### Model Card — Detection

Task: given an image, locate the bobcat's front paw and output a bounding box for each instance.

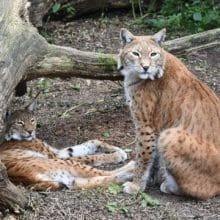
[123,181,141,195]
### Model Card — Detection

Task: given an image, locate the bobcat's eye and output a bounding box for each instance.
[31,118,35,124]
[17,121,24,126]
[150,52,158,57]
[132,51,140,57]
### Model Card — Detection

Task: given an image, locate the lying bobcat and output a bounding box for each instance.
[0,101,134,190]
[118,28,220,199]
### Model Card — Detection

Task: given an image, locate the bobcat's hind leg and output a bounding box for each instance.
[159,169,182,195]
[158,127,220,199]
[5,157,134,191]
[57,140,101,158]
[73,176,116,189]
[58,140,127,165]
[73,161,135,189]
[5,159,75,191]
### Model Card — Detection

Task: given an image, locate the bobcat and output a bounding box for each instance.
[0,101,134,190]
[118,28,220,199]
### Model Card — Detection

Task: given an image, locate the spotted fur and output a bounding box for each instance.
[118,28,220,199]
[0,103,134,190]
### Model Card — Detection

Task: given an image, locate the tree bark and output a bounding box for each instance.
[0,163,26,213]
[29,0,54,27]
[0,0,41,212]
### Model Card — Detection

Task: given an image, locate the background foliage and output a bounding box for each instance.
[133,0,220,34]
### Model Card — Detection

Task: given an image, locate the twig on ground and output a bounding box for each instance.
[60,103,86,118]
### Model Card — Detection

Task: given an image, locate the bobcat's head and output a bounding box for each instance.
[118,28,166,82]
[5,102,37,141]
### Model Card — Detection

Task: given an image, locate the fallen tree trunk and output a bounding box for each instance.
[0,0,219,214]
[26,28,220,81]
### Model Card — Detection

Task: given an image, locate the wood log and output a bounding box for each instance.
[26,28,220,81]
[0,0,40,212]
[29,0,54,27]
[0,163,26,213]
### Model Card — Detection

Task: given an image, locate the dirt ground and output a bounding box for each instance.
[7,12,220,220]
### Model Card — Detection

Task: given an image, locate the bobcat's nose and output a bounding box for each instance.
[143,66,149,72]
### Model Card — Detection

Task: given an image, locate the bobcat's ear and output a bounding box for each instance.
[26,101,36,113]
[120,28,135,46]
[152,28,166,45]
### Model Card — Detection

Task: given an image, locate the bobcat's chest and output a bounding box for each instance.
[124,80,139,108]
[124,86,133,107]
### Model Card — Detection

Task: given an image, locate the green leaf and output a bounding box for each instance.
[120,203,128,214]
[37,79,52,94]
[140,193,160,207]
[193,12,202,21]
[102,131,110,138]
[106,202,117,213]
[52,3,61,14]
[62,3,76,15]
[108,183,122,195]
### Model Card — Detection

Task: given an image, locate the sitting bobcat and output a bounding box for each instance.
[118,28,220,199]
[0,101,134,190]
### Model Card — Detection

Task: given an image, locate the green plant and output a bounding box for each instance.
[139,192,160,207]
[106,201,129,215]
[106,201,117,213]
[51,2,75,17]
[40,30,54,44]
[52,2,61,14]
[98,55,117,71]
[102,131,111,138]
[120,203,129,215]
[134,0,220,34]
[108,183,122,195]
[37,79,52,95]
